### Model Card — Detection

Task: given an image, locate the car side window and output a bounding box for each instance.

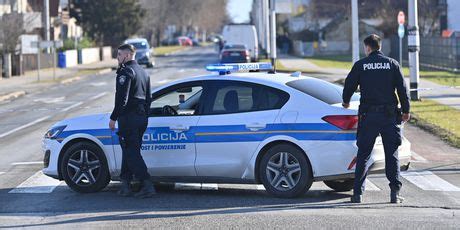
[150,83,203,117]
[202,80,289,115]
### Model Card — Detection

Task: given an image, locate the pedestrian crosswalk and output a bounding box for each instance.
[2,169,460,194]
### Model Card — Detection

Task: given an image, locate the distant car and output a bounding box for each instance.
[42,63,411,198]
[178,36,193,46]
[219,44,250,63]
[222,24,258,61]
[124,38,155,68]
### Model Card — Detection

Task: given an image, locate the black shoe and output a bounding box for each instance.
[390,191,404,203]
[117,179,132,197]
[350,195,362,203]
[134,179,156,198]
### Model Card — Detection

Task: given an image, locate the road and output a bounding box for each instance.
[0,46,459,229]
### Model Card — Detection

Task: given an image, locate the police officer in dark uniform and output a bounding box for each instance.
[342,34,410,204]
[109,44,155,198]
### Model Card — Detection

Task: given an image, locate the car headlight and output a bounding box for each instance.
[44,125,67,139]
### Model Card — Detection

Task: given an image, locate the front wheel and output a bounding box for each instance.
[259,144,313,198]
[323,179,354,192]
[61,141,110,193]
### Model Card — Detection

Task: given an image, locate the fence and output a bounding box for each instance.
[390,35,460,72]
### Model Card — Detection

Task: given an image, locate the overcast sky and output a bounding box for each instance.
[227,0,253,23]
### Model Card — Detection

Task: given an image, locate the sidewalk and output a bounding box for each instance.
[0,59,117,102]
[278,56,460,110]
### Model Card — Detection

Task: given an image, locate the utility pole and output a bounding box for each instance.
[263,0,270,59]
[351,0,359,63]
[44,0,50,53]
[269,0,276,72]
[408,0,420,100]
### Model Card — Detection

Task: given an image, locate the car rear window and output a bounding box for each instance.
[224,44,246,50]
[129,42,148,49]
[286,78,360,105]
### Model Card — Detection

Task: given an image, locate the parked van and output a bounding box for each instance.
[222,24,258,62]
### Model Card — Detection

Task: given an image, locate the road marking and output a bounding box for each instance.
[90,82,107,87]
[89,92,108,101]
[9,171,61,193]
[402,171,460,192]
[365,179,381,191]
[174,183,218,190]
[0,116,50,139]
[411,151,428,163]
[60,102,83,112]
[0,172,4,176]
[33,97,65,104]
[11,161,43,166]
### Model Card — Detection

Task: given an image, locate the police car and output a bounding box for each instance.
[42,63,411,198]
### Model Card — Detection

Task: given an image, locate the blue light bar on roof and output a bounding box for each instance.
[205,62,273,73]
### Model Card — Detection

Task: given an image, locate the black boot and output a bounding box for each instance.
[390,190,404,203]
[117,179,132,197]
[134,179,156,198]
[350,194,362,203]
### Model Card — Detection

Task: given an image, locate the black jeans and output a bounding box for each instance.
[117,112,150,181]
[353,112,402,195]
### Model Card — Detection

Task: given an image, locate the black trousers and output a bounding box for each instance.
[353,112,402,195]
[117,112,150,181]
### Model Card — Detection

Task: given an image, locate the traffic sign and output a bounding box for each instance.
[398,11,405,25]
[398,25,405,38]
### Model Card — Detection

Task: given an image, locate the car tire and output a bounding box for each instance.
[259,144,313,198]
[323,179,354,192]
[61,141,110,193]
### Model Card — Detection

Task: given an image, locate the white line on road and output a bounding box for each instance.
[365,179,381,191]
[9,171,62,193]
[11,161,43,166]
[157,79,171,85]
[89,92,108,101]
[411,151,428,163]
[0,172,4,176]
[0,116,50,139]
[402,171,460,192]
[60,101,83,112]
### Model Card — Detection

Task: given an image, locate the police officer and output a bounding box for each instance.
[109,44,155,198]
[342,34,410,204]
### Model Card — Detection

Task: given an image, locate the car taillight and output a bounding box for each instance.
[241,51,249,56]
[222,51,230,56]
[322,115,359,130]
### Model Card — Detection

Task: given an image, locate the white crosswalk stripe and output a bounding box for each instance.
[7,170,460,194]
[9,171,62,194]
[401,171,460,192]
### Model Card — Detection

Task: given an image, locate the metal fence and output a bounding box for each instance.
[390,36,460,72]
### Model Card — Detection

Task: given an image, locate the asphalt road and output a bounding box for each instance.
[0,46,459,229]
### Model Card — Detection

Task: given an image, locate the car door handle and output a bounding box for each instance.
[246,123,266,131]
[170,125,189,132]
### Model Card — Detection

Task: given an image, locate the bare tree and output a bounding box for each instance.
[0,12,25,54]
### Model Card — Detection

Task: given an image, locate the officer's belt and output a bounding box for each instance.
[363,105,396,113]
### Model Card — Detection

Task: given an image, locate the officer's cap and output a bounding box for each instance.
[118,44,136,54]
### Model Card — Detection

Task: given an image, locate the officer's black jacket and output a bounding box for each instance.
[110,60,151,121]
[342,50,410,113]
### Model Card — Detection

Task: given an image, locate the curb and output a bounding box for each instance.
[0,90,26,102]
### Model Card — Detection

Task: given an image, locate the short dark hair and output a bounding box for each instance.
[118,43,136,54]
[363,34,381,51]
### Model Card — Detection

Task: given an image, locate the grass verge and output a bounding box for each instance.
[299,55,459,86]
[154,46,187,56]
[409,99,460,148]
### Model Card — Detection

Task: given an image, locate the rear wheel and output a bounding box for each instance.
[323,179,354,192]
[259,144,313,198]
[61,142,110,193]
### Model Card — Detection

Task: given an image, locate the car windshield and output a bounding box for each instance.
[128,42,148,50]
[286,78,360,105]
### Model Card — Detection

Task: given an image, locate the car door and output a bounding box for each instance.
[142,81,204,177]
[194,80,290,178]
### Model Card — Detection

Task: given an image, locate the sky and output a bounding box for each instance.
[227,0,253,23]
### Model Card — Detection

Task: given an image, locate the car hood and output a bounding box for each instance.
[51,113,110,131]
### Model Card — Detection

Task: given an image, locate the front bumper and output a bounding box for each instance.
[42,138,62,179]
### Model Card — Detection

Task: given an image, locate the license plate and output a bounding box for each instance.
[230,53,240,56]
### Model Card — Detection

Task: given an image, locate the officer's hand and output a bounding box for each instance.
[342,102,350,108]
[402,113,410,123]
[109,119,116,130]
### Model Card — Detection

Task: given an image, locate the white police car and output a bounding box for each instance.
[42,63,411,198]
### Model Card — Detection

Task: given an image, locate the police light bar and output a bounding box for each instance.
[205,62,273,73]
